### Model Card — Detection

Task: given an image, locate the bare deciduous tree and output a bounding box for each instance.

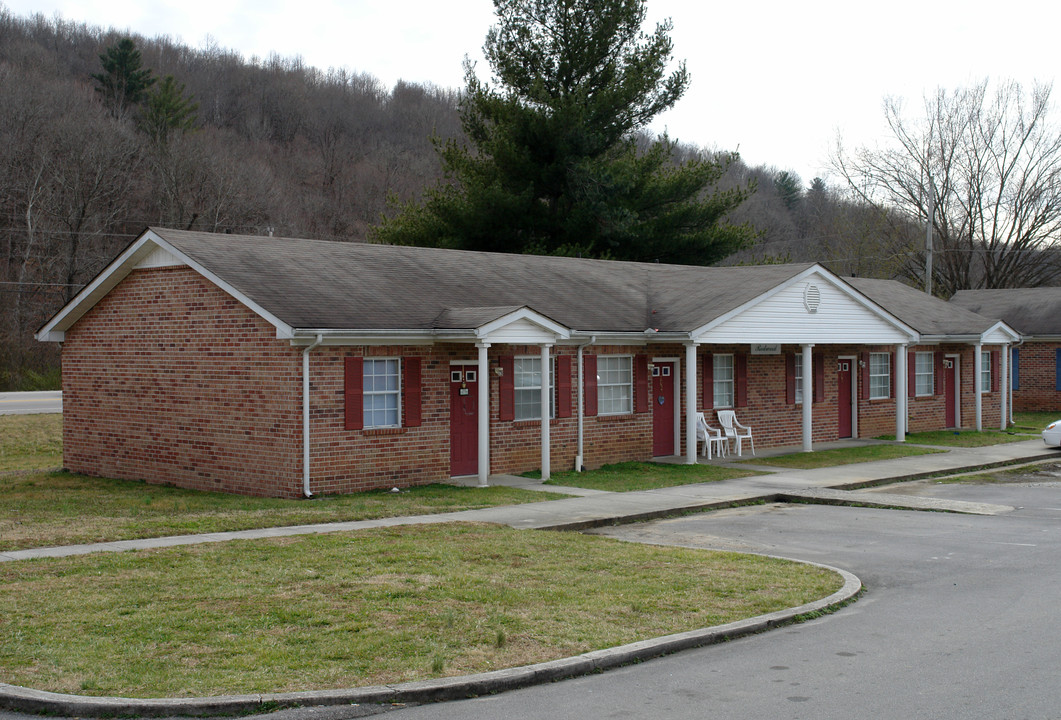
[833,79,1061,296]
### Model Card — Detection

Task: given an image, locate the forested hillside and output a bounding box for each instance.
[0,8,914,389]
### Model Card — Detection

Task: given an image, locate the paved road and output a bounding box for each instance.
[2,467,1060,720]
[368,477,1061,720]
[0,391,61,415]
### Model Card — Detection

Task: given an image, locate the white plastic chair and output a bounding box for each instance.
[696,411,726,459]
[716,409,754,457]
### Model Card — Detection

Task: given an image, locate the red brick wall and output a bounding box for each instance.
[1013,342,1061,412]
[62,267,304,497]
[61,266,1011,498]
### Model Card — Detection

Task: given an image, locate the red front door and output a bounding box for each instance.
[837,359,853,438]
[450,368,478,476]
[944,358,957,428]
[652,362,675,456]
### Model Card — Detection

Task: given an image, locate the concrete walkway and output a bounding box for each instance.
[1,438,1056,717]
[3,439,1053,564]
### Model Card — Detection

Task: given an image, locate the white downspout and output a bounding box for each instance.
[541,343,551,481]
[302,334,323,498]
[575,336,596,472]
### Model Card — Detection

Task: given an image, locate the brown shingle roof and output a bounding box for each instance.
[154,228,818,333]
[845,277,998,337]
[950,288,1061,336]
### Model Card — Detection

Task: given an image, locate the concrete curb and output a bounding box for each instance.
[0,565,861,717]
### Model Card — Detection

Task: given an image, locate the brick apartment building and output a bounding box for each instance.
[951,288,1061,414]
[37,228,1018,498]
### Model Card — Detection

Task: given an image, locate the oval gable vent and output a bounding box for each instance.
[803,283,821,314]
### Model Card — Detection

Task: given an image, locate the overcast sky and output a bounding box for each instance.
[3,0,1057,185]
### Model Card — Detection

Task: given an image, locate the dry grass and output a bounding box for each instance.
[0,414,62,472]
[0,523,842,697]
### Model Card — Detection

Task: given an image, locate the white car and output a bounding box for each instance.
[1043,421,1061,447]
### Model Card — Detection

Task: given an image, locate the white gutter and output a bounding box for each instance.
[575,336,596,471]
[302,333,323,497]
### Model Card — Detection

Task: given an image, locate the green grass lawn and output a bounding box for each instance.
[532,461,761,492]
[875,429,1031,447]
[0,471,562,551]
[742,443,944,470]
[0,414,62,472]
[0,523,842,697]
[1013,411,1059,433]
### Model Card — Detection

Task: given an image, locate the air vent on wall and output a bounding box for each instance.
[803,283,821,313]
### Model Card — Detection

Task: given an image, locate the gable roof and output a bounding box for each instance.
[846,278,1018,342]
[36,227,997,346]
[950,288,1061,337]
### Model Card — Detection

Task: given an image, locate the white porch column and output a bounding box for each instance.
[685,343,698,465]
[1001,343,1009,430]
[540,343,551,481]
[477,342,490,487]
[802,344,813,452]
[895,344,907,443]
[974,342,983,431]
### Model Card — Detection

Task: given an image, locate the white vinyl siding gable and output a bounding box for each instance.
[697,273,912,345]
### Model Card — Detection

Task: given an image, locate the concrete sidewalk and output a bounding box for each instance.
[3,439,1052,563]
[0,438,1056,717]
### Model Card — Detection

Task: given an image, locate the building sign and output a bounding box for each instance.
[751,344,781,355]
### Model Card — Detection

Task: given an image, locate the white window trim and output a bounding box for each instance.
[980,350,992,394]
[597,355,633,416]
[869,352,890,400]
[514,355,555,421]
[363,357,402,429]
[914,351,935,397]
[714,353,735,409]
[794,353,804,405]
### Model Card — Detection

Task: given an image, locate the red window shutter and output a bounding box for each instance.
[860,352,870,400]
[634,354,649,413]
[935,352,945,396]
[889,353,895,398]
[556,355,572,418]
[702,353,714,409]
[499,355,514,421]
[785,354,796,404]
[991,350,1000,392]
[908,351,916,398]
[584,354,598,417]
[344,357,363,431]
[403,357,421,427]
[814,354,825,403]
[735,353,749,407]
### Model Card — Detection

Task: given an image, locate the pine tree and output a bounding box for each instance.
[374,0,755,264]
[140,75,199,145]
[92,38,156,120]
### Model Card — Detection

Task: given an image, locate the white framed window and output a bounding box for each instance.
[794,354,804,404]
[363,358,400,428]
[915,352,935,397]
[869,352,890,400]
[981,350,992,393]
[514,356,555,421]
[713,354,734,408]
[597,355,632,415]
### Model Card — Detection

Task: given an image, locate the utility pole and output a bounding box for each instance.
[925,187,933,295]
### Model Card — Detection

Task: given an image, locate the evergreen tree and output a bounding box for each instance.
[92,38,156,120]
[140,75,199,145]
[374,0,755,264]
[773,171,803,211]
